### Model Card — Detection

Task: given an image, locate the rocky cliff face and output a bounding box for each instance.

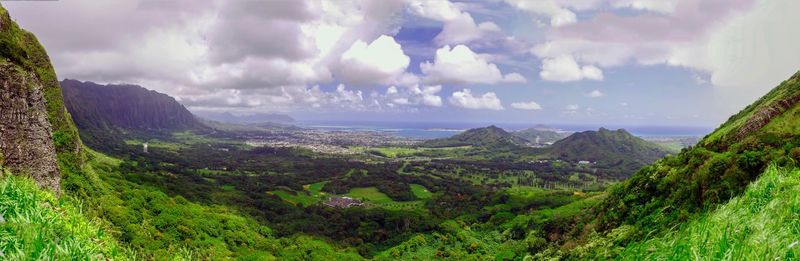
[0,4,82,194]
[0,61,60,192]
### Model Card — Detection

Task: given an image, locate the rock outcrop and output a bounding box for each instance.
[0,4,82,194]
[0,62,60,192]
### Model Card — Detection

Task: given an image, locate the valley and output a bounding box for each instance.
[1,2,797,260]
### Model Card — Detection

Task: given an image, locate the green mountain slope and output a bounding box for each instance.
[617,165,800,260]
[0,166,129,259]
[596,72,800,232]
[61,79,205,132]
[422,125,529,148]
[548,128,669,164]
[541,71,800,259]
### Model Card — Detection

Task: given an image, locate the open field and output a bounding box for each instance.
[345,187,427,211]
[409,184,433,199]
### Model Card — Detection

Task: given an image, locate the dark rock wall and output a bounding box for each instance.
[0,62,60,193]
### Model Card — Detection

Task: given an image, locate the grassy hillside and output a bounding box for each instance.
[0,167,129,259]
[619,165,800,260]
[531,71,800,259]
[595,72,800,233]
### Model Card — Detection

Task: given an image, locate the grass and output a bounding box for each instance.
[273,181,329,207]
[271,184,429,210]
[272,190,319,206]
[345,187,426,211]
[619,165,800,260]
[305,181,327,194]
[409,184,432,199]
[0,168,130,260]
[346,187,395,204]
[352,146,473,159]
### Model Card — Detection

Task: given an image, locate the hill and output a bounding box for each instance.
[422,125,529,148]
[61,79,204,131]
[548,128,669,164]
[512,127,571,146]
[535,71,800,259]
[618,165,800,259]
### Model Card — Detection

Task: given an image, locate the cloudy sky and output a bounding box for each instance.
[5,0,800,127]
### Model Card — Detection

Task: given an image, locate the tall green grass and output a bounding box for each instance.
[619,165,800,260]
[0,168,129,260]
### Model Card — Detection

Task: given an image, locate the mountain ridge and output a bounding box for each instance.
[61,79,205,132]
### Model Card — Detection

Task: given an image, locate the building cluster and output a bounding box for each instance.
[323,196,363,208]
[242,128,417,154]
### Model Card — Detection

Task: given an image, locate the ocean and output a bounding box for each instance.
[295,121,714,139]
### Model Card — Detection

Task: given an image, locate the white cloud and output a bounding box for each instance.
[384,85,443,107]
[566,104,580,110]
[434,12,502,45]
[181,84,378,113]
[511,101,543,110]
[407,0,505,46]
[407,0,461,21]
[505,0,577,27]
[696,0,800,101]
[586,89,604,98]
[5,0,414,113]
[421,45,527,85]
[449,89,504,110]
[610,0,679,14]
[540,55,604,82]
[419,85,444,107]
[503,73,529,83]
[338,35,410,85]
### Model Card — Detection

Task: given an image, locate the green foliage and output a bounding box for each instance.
[0,169,129,259]
[547,128,670,177]
[422,125,529,148]
[554,71,800,259]
[409,184,433,199]
[619,165,800,260]
[61,149,363,260]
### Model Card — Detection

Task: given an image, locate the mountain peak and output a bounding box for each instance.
[548,128,669,177]
[423,125,528,148]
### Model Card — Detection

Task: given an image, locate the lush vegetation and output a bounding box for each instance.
[61,149,370,260]
[0,167,129,260]
[619,165,800,259]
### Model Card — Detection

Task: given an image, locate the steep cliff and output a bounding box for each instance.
[61,79,205,131]
[0,4,82,193]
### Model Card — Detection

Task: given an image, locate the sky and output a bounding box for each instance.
[5,0,800,127]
